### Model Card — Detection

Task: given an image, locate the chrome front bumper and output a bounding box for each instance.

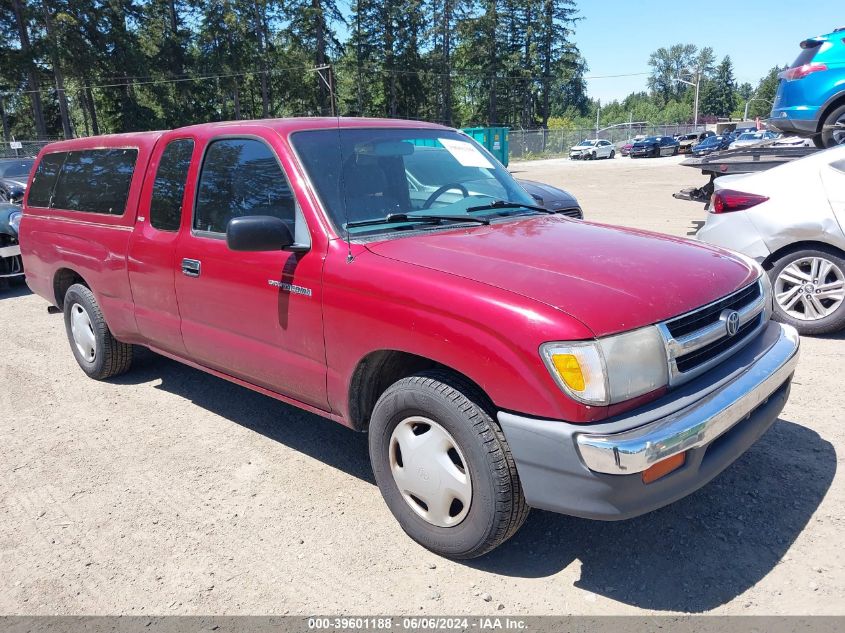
[577,323,799,474]
[497,321,799,519]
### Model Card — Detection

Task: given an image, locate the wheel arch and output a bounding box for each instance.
[761,240,845,270]
[53,268,90,308]
[816,90,845,135]
[347,349,493,432]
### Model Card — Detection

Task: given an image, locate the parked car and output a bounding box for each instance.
[728,130,780,150]
[677,133,701,154]
[0,202,23,284]
[569,138,615,160]
[698,145,845,334]
[770,27,845,148]
[0,158,34,204]
[691,135,733,157]
[20,119,799,558]
[630,135,680,158]
[401,144,583,219]
[516,179,583,219]
[620,136,645,156]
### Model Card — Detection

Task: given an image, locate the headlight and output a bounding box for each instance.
[8,211,22,236]
[540,326,669,406]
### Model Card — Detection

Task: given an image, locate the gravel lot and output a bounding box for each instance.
[2,155,843,616]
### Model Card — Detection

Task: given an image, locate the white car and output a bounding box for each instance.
[569,139,615,160]
[697,145,845,334]
[728,130,779,150]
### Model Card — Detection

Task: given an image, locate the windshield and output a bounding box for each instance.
[0,160,34,178]
[291,128,536,236]
[578,139,597,146]
[641,137,659,143]
[738,133,764,141]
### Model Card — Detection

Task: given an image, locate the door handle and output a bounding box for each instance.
[182,258,201,277]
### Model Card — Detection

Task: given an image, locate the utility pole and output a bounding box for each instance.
[676,70,701,130]
[595,100,600,136]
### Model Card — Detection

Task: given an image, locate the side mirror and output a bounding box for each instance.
[226,216,308,253]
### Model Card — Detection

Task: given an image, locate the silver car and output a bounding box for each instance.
[697,145,845,335]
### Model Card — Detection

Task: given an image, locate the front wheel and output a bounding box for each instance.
[368,371,528,559]
[63,283,133,379]
[770,248,845,335]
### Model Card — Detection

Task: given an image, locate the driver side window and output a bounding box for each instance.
[194,138,296,234]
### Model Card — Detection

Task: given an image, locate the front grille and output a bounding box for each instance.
[555,206,583,219]
[660,280,768,383]
[675,313,763,373]
[666,282,762,339]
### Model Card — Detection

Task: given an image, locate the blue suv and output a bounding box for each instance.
[770,27,845,148]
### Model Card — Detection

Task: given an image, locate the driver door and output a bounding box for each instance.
[173,128,328,410]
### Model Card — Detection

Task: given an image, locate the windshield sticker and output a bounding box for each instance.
[439,138,495,169]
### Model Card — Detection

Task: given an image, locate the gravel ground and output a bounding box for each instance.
[1,155,843,615]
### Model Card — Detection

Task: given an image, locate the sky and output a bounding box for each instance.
[576,0,843,103]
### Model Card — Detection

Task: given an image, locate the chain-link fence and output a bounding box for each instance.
[0,140,54,159]
[509,124,707,161]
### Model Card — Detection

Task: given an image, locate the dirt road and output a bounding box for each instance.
[2,155,842,615]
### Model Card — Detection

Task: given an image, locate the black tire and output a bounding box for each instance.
[368,370,529,559]
[672,146,679,156]
[63,283,133,380]
[768,247,845,336]
[609,149,615,159]
[818,103,845,148]
[590,151,596,160]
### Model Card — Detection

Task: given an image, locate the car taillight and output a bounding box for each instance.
[711,189,769,214]
[780,62,828,81]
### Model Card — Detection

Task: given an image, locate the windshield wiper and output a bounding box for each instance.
[465,200,553,214]
[345,212,491,229]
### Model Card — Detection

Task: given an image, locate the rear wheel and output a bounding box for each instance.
[817,103,845,148]
[769,248,845,335]
[63,283,133,379]
[368,370,529,559]
[609,150,615,159]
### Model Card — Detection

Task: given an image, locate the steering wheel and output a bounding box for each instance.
[422,183,470,209]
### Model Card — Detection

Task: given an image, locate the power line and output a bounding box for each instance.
[1,64,651,99]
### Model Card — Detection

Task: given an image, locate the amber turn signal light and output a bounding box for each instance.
[641,451,686,484]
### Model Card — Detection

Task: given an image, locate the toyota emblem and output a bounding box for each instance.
[720,309,741,337]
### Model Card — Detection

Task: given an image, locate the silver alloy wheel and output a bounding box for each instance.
[70,302,97,362]
[388,416,472,528]
[834,113,845,146]
[775,256,845,321]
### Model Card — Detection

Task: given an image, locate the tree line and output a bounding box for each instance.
[0,0,588,140]
[557,44,783,132]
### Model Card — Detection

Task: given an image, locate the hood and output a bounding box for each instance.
[366,216,757,337]
[517,180,578,209]
[0,177,26,190]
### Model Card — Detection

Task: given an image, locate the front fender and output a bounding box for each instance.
[321,243,603,424]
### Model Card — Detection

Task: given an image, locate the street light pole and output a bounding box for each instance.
[676,71,701,130]
[744,97,773,121]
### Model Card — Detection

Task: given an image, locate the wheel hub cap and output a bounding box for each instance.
[70,303,96,362]
[775,257,845,321]
[388,416,472,528]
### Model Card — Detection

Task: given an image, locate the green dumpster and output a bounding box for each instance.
[461,127,509,166]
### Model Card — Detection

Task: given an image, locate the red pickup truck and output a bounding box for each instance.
[20,118,800,558]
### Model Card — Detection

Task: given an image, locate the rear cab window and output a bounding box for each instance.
[150,139,194,231]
